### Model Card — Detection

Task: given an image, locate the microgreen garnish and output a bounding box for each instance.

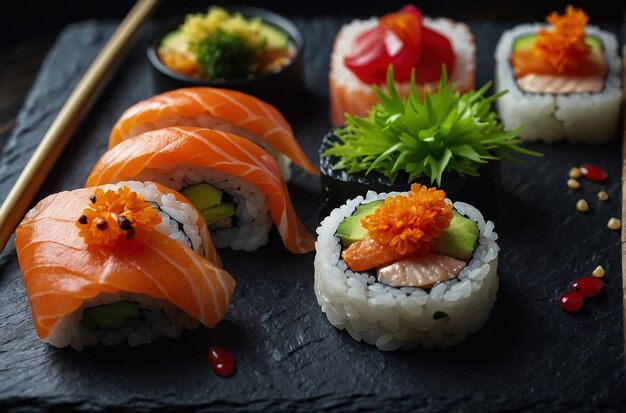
[325,66,540,185]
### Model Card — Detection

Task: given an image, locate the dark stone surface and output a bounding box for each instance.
[0,18,625,412]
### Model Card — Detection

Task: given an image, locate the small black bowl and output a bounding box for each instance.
[319,128,501,218]
[147,6,305,112]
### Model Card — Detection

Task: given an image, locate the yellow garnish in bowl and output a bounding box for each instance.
[76,186,161,245]
[361,184,453,256]
[533,5,590,73]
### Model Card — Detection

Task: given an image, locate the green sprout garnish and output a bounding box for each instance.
[325,66,540,185]
[195,29,261,80]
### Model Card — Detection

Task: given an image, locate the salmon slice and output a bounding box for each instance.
[377,253,465,288]
[14,187,236,343]
[510,49,606,79]
[87,127,316,254]
[108,87,319,175]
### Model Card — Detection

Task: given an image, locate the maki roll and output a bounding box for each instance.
[314,185,498,350]
[321,66,537,215]
[329,4,475,126]
[87,127,315,254]
[495,6,622,142]
[108,87,319,180]
[14,181,235,350]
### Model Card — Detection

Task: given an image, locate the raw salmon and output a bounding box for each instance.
[87,127,316,254]
[14,186,236,344]
[377,253,465,288]
[108,87,319,175]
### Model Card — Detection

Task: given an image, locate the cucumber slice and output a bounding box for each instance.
[202,203,236,225]
[160,30,189,53]
[259,23,288,50]
[83,301,141,329]
[181,184,223,212]
[513,33,603,52]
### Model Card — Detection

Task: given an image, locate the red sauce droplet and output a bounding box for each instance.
[571,277,603,298]
[580,164,607,182]
[559,292,584,312]
[208,347,235,377]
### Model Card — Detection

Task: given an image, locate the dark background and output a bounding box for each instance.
[0,0,622,152]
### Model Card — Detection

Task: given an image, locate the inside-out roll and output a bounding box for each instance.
[314,186,499,351]
[87,126,316,254]
[14,181,235,350]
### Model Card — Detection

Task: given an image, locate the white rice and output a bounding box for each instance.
[494,24,622,143]
[134,166,272,252]
[116,181,204,257]
[123,115,292,180]
[46,292,200,350]
[313,191,499,351]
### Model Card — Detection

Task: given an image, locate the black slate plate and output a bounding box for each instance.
[0,19,625,412]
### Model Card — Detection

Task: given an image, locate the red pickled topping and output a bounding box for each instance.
[208,347,235,377]
[579,164,607,182]
[345,7,422,84]
[571,276,603,298]
[413,26,456,84]
[344,5,455,85]
[559,292,584,312]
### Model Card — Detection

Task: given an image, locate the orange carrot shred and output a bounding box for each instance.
[76,186,161,246]
[532,5,590,73]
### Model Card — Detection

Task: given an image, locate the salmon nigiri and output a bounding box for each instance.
[87,126,316,254]
[108,87,319,178]
[15,183,235,350]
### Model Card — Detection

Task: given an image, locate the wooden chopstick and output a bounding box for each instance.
[0,0,160,252]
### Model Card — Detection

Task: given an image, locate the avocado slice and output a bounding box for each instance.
[259,23,289,50]
[82,301,141,330]
[181,183,223,212]
[513,33,602,52]
[202,202,236,226]
[432,211,479,262]
[335,200,383,247]
[160,30,189,53]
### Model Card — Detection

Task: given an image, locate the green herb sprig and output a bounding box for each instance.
[195,29,261,80]
[325,66,540,185]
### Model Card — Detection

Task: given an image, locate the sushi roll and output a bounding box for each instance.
[14,181,235,350]
[314,185,499,350]
[494,6,622,142]
[108,87,319,180]
[321,66,537,215]
[87,127,315,254]
[329,5,476,126]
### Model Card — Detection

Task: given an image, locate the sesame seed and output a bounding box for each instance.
[592,266,605,278]
[597,191,609,201]
[567,178,580,189]
[89,195,97,204]
[607,217,621,230]
[77,215,88,225]
[569,167,581,179]
[576,199,588,212]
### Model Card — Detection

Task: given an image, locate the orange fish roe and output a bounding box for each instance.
[361,184,453,257]
[76,186,161,245]
[533,5,590,73]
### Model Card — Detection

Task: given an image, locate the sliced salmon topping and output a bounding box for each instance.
[342,237,405,272]
[377,253,465,288]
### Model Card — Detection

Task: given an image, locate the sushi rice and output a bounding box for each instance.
[495,24,622,143]
[314,190,499,351]
[137,167,272,252]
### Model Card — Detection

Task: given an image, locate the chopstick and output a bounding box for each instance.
[0,0,160,252]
